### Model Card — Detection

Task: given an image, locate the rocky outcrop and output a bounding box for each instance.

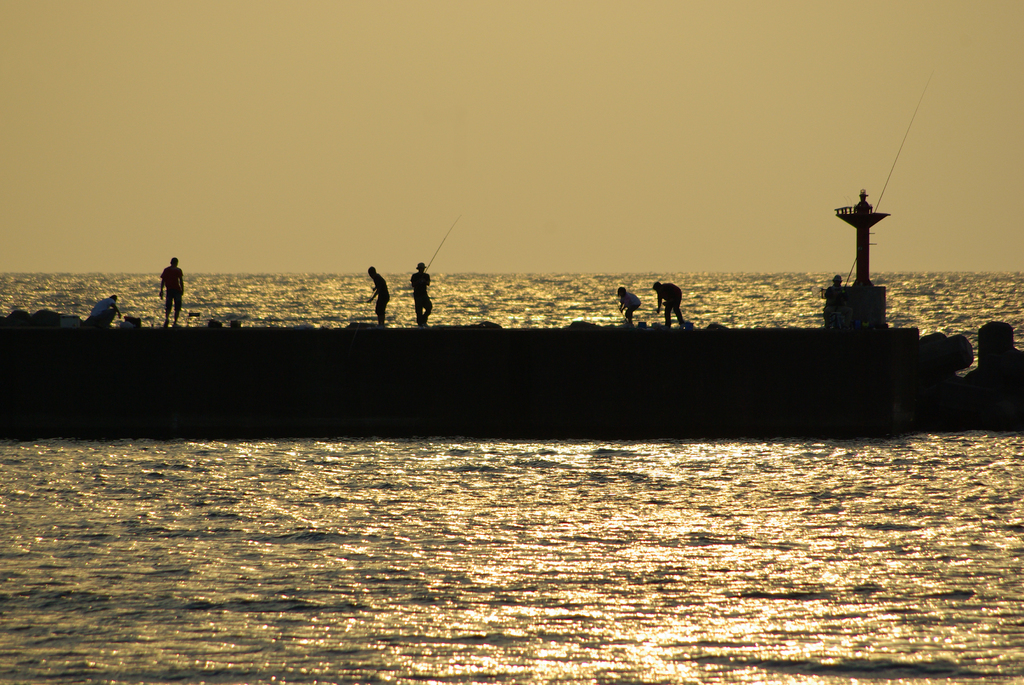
[2,309,81,327]
[1,310,33,327]
[917,322,1024,431]
[30,310,62,327]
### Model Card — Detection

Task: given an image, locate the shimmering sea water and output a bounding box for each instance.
[1,272,1023,684]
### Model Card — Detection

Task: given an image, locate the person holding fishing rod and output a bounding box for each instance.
[822,274,853,329]
[367,266,389,327]
[406,214,461,328]
[410,262,432,327]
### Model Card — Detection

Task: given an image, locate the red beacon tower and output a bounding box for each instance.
[833,189,890,327]
[834,189,889,286]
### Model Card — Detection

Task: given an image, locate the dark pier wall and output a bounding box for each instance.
[1,327,918,440]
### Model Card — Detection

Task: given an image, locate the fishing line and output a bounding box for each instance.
[875,71,933,212]
[426,214,462,271]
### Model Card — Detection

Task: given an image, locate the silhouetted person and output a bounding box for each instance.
[617,287,641,326]
[160,257,184,327]
[367,267,389,327]
[411,262,432,327]
[823,274,853,328]
[84,295,121,328]
[652,281,684,327]
[854,189,872,214]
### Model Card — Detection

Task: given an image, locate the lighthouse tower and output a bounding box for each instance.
[834,190,889,327]
[835,189,889,286]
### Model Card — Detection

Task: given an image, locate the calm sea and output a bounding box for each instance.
[1,272,1023,684]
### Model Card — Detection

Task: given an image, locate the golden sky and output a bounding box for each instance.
[2,1,1021,273]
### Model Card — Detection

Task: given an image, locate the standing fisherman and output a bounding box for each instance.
[367,267,389,327]
[159,257,184,327]
[411,262,432,327]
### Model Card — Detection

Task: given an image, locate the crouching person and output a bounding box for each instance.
[84,295,122,328]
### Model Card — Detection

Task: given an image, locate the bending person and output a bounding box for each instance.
[84,295,122,328]
[652,281,684,328]
[617,287,641,326]
[367,267,389,327]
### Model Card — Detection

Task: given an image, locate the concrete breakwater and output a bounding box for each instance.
[1,326,918,440]
[917,322,1024,431]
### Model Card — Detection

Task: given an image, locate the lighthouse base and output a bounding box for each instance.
[847,286,886,328]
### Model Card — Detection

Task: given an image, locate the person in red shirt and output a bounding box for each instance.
[652,281,684,328]
[159,257,185,327]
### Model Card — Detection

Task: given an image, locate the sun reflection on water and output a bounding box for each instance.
[2,272,1024,681]
[3,272,1021,340]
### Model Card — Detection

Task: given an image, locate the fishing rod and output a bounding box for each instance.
[425,214,462,271]
[875,71,933,212]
